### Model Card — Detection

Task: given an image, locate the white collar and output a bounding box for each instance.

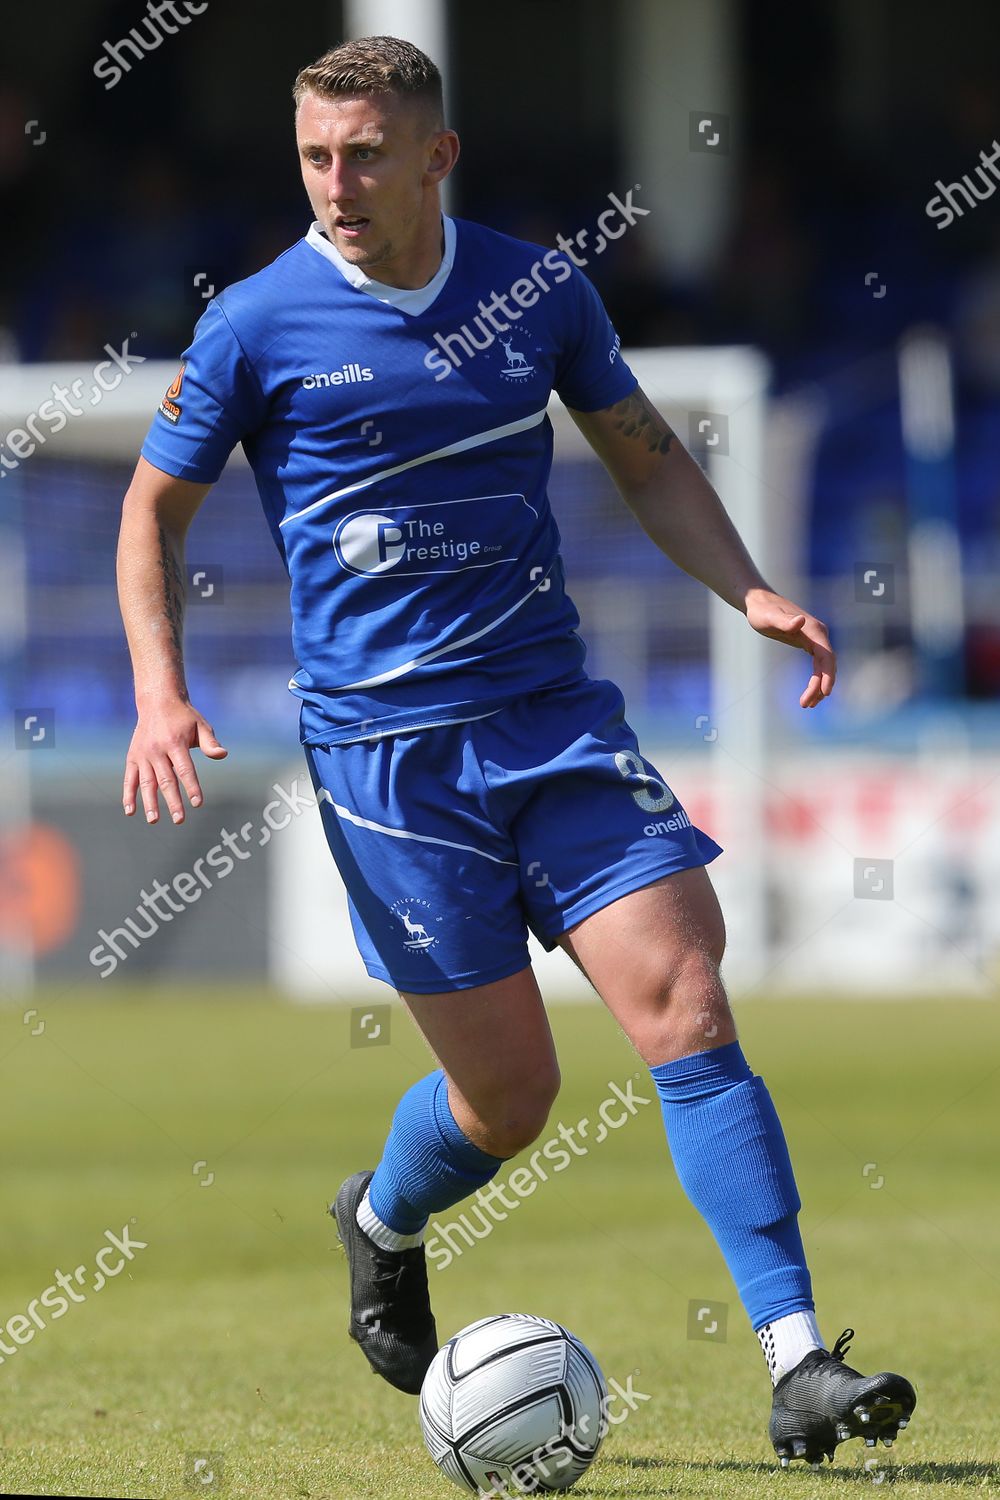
[305,215,456,316]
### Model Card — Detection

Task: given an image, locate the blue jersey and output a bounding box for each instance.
[141,215,637,745]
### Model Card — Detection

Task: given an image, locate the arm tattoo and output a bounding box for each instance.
[609,388,677,455]
[157,524,186,658]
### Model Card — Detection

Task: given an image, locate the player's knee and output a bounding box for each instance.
[629,942,732,1059]
[672,948,729,1028]
[692,898,726,970]
[650,930,726,1006]
[629,882,727,1006]
[473,1063,561,1158]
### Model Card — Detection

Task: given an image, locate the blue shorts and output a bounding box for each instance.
[303,676,722,993]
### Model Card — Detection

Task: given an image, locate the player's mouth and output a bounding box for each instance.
[334,214,371,240]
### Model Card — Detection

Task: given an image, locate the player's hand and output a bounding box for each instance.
[123,700,228,824]
[744,589,836,708]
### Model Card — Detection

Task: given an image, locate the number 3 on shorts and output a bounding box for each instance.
[613,750,675,813]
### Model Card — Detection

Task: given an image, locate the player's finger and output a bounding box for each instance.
[800,626,836,695]
[754,609,806,645]
[196,720,228,759]
[818,651,837,696]
[123,759,140,816]
[802,619,834,653]
[138,761,162,824]
[800,673,823,709]
[170,748,204,810]
[799,643,836,708]
[152,755,187,825]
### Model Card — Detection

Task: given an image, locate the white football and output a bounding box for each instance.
[419,1313,608,1495]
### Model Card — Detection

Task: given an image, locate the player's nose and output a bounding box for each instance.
[326,159,354,203]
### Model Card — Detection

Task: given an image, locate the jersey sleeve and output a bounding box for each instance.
[140,300,266,483]
[552,264,637,413]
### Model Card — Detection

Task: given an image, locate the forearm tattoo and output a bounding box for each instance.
[608,388,677,455]
[157,524,186,657]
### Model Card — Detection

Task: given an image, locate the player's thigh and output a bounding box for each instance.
[559,865,732,1061]
[304,733,532,994]
[304,734,559,1148]
[507,676,723,974]
[401,966,560,1153]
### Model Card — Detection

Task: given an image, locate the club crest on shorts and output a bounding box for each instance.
[390,896,440,952]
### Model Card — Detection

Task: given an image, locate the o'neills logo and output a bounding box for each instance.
[302,364,374,388]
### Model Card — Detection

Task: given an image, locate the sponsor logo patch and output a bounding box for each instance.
[159,363,185,424]
[331,493,526,578]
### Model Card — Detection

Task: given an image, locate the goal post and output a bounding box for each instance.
[547,347,772,995]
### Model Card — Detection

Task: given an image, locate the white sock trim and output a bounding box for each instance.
[757,1310,824,1385]
[355,1186,426,1251]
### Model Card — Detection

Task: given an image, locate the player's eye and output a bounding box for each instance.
[355,148,373,161]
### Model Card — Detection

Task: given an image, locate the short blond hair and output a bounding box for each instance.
[293,35,443,126]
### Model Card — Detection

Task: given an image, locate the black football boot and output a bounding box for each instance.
[769,1328,916,1469]
[331,1170,438,1396]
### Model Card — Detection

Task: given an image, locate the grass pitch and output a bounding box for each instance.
[1,990,998,1499]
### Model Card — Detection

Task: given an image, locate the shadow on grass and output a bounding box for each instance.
[580,1454,1000,1492]
[823,1462,1000,1487]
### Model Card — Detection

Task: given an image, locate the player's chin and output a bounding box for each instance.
[334,230,391,266]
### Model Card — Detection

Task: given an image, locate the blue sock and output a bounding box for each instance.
[650,1040,813,1329]
[367,1071,505,1234]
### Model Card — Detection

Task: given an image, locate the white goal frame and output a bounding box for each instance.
[548,347,772,995]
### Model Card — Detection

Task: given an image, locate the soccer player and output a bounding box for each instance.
[117,35,915,1469]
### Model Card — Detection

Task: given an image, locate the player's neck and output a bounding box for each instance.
[362,214,446,291]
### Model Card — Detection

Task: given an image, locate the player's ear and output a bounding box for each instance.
[424,129,460,186]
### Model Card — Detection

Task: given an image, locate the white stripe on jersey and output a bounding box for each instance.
[330,564,554,691]
[279,408,549,529]
[296,705,505,743]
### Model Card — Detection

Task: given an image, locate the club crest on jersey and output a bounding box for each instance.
[390,897,440,952]
[498,332,536,381]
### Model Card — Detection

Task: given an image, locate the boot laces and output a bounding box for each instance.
[830,1327,855,1362]
[373,1249,418,1291]
[371,1249,431,1334]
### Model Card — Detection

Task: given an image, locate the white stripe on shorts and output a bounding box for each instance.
[315,787,519,866]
